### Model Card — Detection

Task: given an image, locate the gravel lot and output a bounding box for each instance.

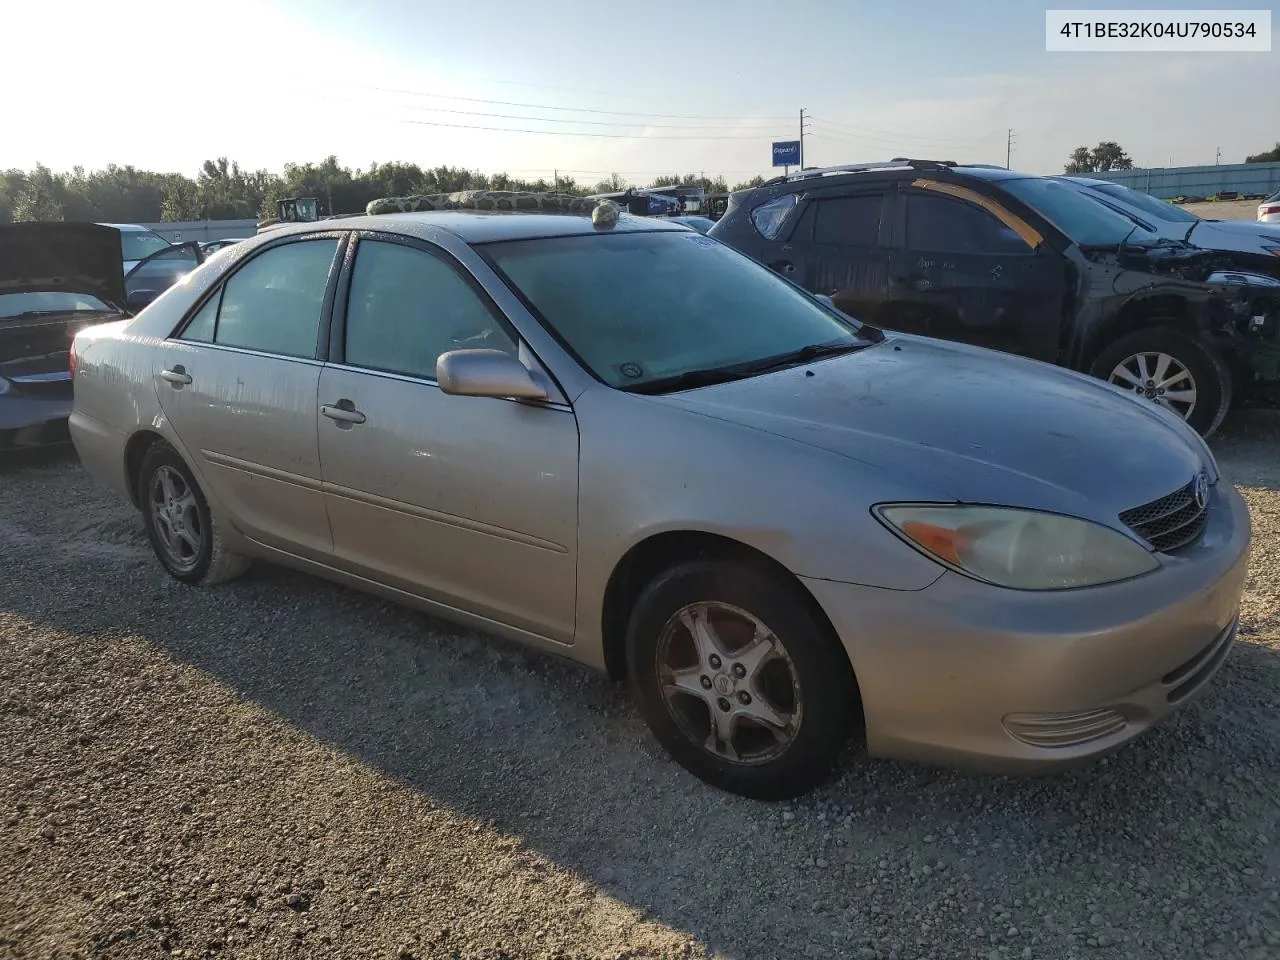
[2,414,1279,960]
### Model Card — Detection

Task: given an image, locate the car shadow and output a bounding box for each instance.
[2,456,1279,958]
[1213,409,1280,492]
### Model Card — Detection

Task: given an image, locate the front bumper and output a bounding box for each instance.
[803,481,1251,772]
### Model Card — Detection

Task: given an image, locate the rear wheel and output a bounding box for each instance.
[626,560,859,800]
[1089,327,1232,437]
[138,441,249,585]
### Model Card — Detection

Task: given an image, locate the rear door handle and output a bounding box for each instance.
[160,366,192,386]
[321,400,366,425]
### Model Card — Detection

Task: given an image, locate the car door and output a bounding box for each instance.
[787,190,894,322]
[316,233,580,642]
[153,234,345,560]
[883,183,1068,361]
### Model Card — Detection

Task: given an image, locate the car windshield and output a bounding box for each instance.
[1089,182,1199,223]
[483,230,864,390]
[0,291,118,320]
[1001,177,1155,247]
[120,230,171,262]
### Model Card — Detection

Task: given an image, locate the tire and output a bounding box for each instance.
[1088,327,1233,437]
[625,559,860,800]
[137,441,250,586]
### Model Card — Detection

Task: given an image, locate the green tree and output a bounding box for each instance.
[11,165,66,221]
[1065,142,1134,173]
[731,175,766,191]
[161,177,203,221]
[1246,143,1280,163]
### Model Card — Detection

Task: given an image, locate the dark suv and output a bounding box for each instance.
[710,160,1280,436]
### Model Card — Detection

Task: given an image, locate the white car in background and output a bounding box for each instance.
[1259,190,1280,224]
[1057,177,1280,257]
[101,222,173,273]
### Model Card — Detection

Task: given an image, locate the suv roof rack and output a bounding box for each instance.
[889,157,958,170]
[758,160,913,188]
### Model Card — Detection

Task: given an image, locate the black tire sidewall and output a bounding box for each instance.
[138,443,215,585]
[1089,328,1231,436]
[626,560,858,800]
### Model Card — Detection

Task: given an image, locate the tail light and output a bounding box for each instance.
[1262,205,1280,217]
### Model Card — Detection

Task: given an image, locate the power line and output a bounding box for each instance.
[808,116,995,146]
[388,115,790,140]
[288,90,790,130]
[319,78,797,122]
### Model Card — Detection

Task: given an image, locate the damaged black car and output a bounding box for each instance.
[0,223,202,451]
[709,160,1280,436]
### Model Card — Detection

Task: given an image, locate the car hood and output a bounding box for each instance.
[1186,218,1280,256]
[649,335,1206,523]
[0,222,126,307]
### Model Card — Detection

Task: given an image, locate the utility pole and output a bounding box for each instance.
[800,108,811,170]
[1006,129,1017,170]
[553,168,558,190]
[1215,147,1221,165]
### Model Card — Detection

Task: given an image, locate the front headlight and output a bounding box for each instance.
[875,504,1159,590]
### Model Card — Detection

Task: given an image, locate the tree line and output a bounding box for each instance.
[1065,140,1280,173]
[0,157,767,224]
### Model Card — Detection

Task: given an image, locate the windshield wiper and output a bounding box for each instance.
[2,309,115,321]
[736,339,872,375]
[623,366,760,395]
[623,339,873,396]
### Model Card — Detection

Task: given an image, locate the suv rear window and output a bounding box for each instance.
[750,195,798,239]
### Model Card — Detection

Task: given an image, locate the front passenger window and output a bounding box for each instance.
[213,238,340,358]
[343,239,515,380]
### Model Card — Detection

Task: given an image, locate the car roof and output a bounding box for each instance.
[1057,176,1116,188]
[98,222,155,232]
[277,210,691,244]
[764,162,1036,192]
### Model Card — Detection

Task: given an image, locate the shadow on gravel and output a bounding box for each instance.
[1213,409,1280,491]
[4,458,1280,959]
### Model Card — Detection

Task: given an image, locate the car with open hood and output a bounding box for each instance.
[709,160,1280,436]
[1056,175,1280,260]
[66,191,1248,799]
[0,222,202,450]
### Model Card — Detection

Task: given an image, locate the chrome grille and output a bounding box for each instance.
[1119,478,1208,553]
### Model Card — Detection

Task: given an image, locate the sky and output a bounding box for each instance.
[2,0,1276,183]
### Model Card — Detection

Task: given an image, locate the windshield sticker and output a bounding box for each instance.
[617,362,646,380]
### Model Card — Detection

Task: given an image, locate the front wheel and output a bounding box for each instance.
[626,560,860,800]
[1088,327,1232,437]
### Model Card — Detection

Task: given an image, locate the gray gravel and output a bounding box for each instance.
[2,412,1279,960]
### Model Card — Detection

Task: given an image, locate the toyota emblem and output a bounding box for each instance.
[1193,472,1209,510]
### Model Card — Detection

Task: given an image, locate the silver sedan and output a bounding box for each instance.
[69,208,1250,798]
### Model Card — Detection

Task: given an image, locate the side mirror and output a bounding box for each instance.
[436,349,548,401]
[127,289,160,313]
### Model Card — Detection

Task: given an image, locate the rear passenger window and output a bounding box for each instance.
[180,292,219,343]
[213,238,339,358]
[811,195,885,247]
[342,239,515,380]
[750,195,798,239]
[906,193,1031,256]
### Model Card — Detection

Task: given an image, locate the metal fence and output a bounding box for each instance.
[1085,162,1280,200]
[138,219,258,244]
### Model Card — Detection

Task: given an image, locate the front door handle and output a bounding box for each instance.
[772,260,796,275]
[160,366,192,386]
[321,400,366,425]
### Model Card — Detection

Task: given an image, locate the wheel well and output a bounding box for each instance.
[600,531,844,683]
[1083,295,1196,369]
[123,430,166,509]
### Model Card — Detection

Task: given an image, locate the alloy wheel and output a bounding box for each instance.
[1108,351,1198,421]
[148,465,204,573]
[654,601,802,764]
